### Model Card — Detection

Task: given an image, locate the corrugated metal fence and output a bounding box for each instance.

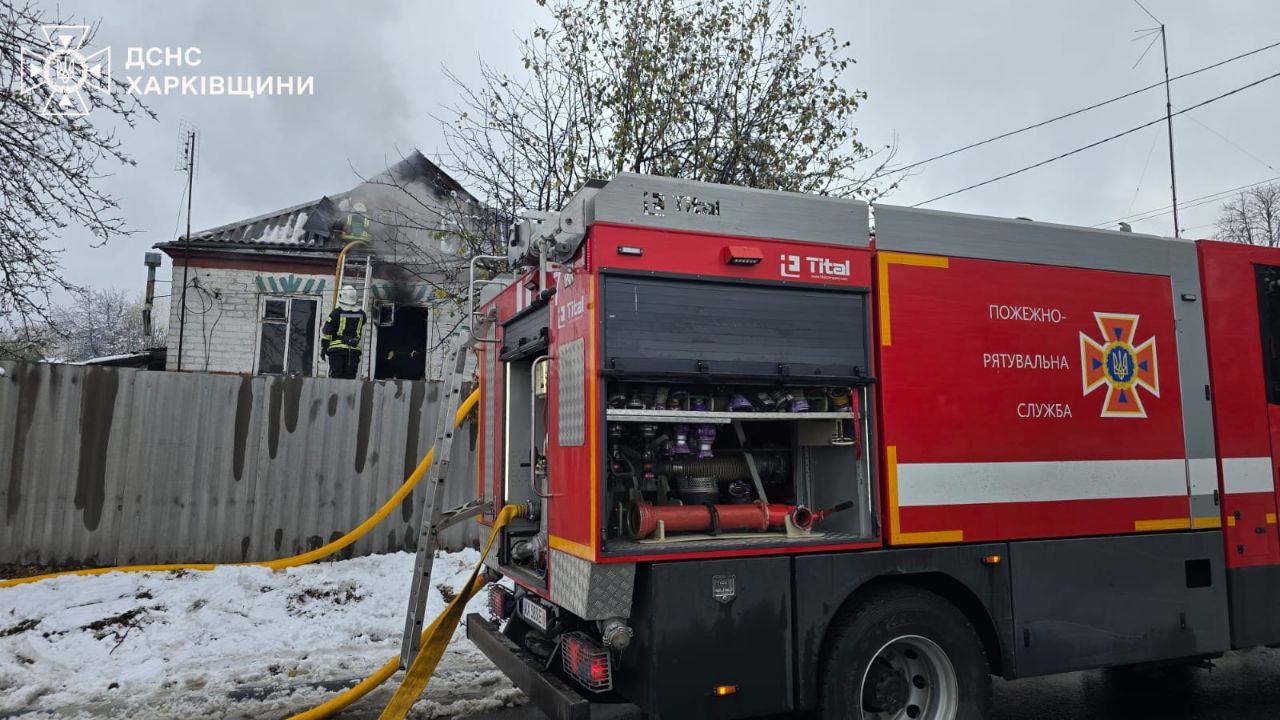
[0,361,479,566]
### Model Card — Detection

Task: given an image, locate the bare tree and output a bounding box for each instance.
[46,287,163,362]
[0,1,154,332]
[372,0,890,348]
[1216,183,1280,247]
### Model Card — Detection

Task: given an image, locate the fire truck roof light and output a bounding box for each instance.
[617,245,644,256]
[722,245,763,266]
[713,685,738,696]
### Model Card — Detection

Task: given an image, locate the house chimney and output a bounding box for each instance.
[143,251,162,337]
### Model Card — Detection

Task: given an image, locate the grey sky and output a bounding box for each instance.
[44,0,1280,304]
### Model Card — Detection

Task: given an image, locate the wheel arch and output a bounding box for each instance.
[820,571,1009,679]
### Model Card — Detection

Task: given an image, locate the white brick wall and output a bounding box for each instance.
[166,264,456,379]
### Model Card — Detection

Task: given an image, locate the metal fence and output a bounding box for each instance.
[0,361,479,567]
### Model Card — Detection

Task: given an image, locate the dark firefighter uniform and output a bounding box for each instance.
[321,307,366,379]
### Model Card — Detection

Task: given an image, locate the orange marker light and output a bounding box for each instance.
[981,555,1003,565]
[713,685,738,697]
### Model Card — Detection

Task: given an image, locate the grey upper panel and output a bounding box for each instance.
[589,173,870,247]
[874,204,1194,276]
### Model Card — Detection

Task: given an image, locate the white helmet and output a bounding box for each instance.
[352,202,368,214]
[338,285,359,308]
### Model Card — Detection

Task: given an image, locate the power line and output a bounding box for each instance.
[913,68,1280,208]
[1091,174,1280,228]
[1102,176,1280,226]
[875,39,1280,179]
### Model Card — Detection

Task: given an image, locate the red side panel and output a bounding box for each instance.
[1198,240,1280,568]
[546,248,599,560]
[877,251,1190,545]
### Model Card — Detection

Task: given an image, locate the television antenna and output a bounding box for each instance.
[174,121,199,371]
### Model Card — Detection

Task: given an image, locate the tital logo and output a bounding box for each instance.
[20,25,111,117]
[780,253,852,281]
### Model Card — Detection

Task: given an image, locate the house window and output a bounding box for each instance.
[258,297,316,375]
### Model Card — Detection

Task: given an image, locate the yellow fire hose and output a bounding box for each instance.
[0,389,479,588]
[1,385,514,718]
[289,503,526,720]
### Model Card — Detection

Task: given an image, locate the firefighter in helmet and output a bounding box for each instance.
[341,201,372,242]
[321,285,366,379]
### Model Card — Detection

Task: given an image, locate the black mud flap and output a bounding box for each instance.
[465,613,642,720]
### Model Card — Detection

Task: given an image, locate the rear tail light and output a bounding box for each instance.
[488,584,515,621]
[561,631,612,693]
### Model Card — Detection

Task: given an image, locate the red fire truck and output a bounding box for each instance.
[463,173,1280,720]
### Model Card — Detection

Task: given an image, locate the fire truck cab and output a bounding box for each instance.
[464,174,1280,720]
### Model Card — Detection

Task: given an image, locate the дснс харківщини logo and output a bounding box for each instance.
[20,25,111,118]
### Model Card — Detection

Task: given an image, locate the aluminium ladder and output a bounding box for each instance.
[336,253,374,311]
[399,310,496,667]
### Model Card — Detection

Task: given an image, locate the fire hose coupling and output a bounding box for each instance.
[598,617,634,651]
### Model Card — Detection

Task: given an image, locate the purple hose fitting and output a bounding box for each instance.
[696,424,716,458]
[672,424,693,455]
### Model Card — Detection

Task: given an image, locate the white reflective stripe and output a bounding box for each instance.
[1222,457,1274,494]
[897,459,1189,507]
[1188,457,1218,496]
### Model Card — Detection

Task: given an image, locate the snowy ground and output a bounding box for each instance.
[0,551,527,719]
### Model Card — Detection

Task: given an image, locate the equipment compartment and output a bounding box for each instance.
[601,273,870,380]
[601,381,877,555]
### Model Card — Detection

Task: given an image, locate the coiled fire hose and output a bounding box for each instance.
[0,388,478,587]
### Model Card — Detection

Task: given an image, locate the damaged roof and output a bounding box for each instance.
[156,151,473,253]
[176,196,341,248]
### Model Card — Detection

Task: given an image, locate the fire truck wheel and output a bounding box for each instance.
[819,586,991,720]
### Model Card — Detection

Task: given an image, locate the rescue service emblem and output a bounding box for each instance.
[1079,312,1159,418]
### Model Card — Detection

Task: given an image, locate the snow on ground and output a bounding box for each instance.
[0,551,526,719]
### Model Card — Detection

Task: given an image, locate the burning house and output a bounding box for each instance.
[155,151,485,380]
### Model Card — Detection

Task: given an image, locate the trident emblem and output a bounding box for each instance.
[1080,312,1159,418]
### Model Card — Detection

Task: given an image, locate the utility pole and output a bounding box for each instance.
[175,124,198,371]
[1136,1,1180,237]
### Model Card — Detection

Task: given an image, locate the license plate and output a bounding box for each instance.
[521,596,549,631]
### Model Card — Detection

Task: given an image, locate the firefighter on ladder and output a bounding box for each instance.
[321,285,366,379]
[342,202,371,242]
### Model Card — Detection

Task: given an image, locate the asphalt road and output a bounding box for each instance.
[990,647,1280,720]
[429,646,1280,720]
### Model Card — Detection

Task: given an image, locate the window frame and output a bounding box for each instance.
[254,295,320,376]
[1255,265,1280,405]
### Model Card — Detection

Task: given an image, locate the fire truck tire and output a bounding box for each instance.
[819,585,992,720]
